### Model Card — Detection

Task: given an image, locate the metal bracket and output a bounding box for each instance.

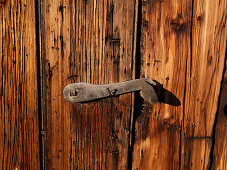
[63,78,158,104]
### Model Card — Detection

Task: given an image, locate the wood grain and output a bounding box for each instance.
[0,0,225,169]
[0,0,40,169]
[182,0,226,169]
[131,0,226,169]
[40,0,138,169]
[132,0,192,169]
[211,70,227,170]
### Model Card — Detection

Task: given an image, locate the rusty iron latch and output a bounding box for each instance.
[63,78,158,104]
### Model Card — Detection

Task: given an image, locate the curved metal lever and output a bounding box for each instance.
[63,78,158,104]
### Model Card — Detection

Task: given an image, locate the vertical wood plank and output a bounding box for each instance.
[182,0,226,169]
[132,0,226,169]
[211,70,226,170]
[0,1,40,169]
[132,0,192,169]
[40,0,138,169]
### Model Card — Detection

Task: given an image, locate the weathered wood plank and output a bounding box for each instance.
[211,70,226,170]
[182,0,226,169]
[0,1,40,169]
[132,0,192,169]
[132,0,226,169]
[41,0,138,169]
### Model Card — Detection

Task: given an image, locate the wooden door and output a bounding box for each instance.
[1,0,226,169]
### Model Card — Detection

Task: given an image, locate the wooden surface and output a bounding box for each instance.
[132,0,191,169]
[182,0,226,169]
[0,0,40,169]
[1,0,226,169]
[211,70,227,170]
[132,0,226,169]
[40,0,138,169]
